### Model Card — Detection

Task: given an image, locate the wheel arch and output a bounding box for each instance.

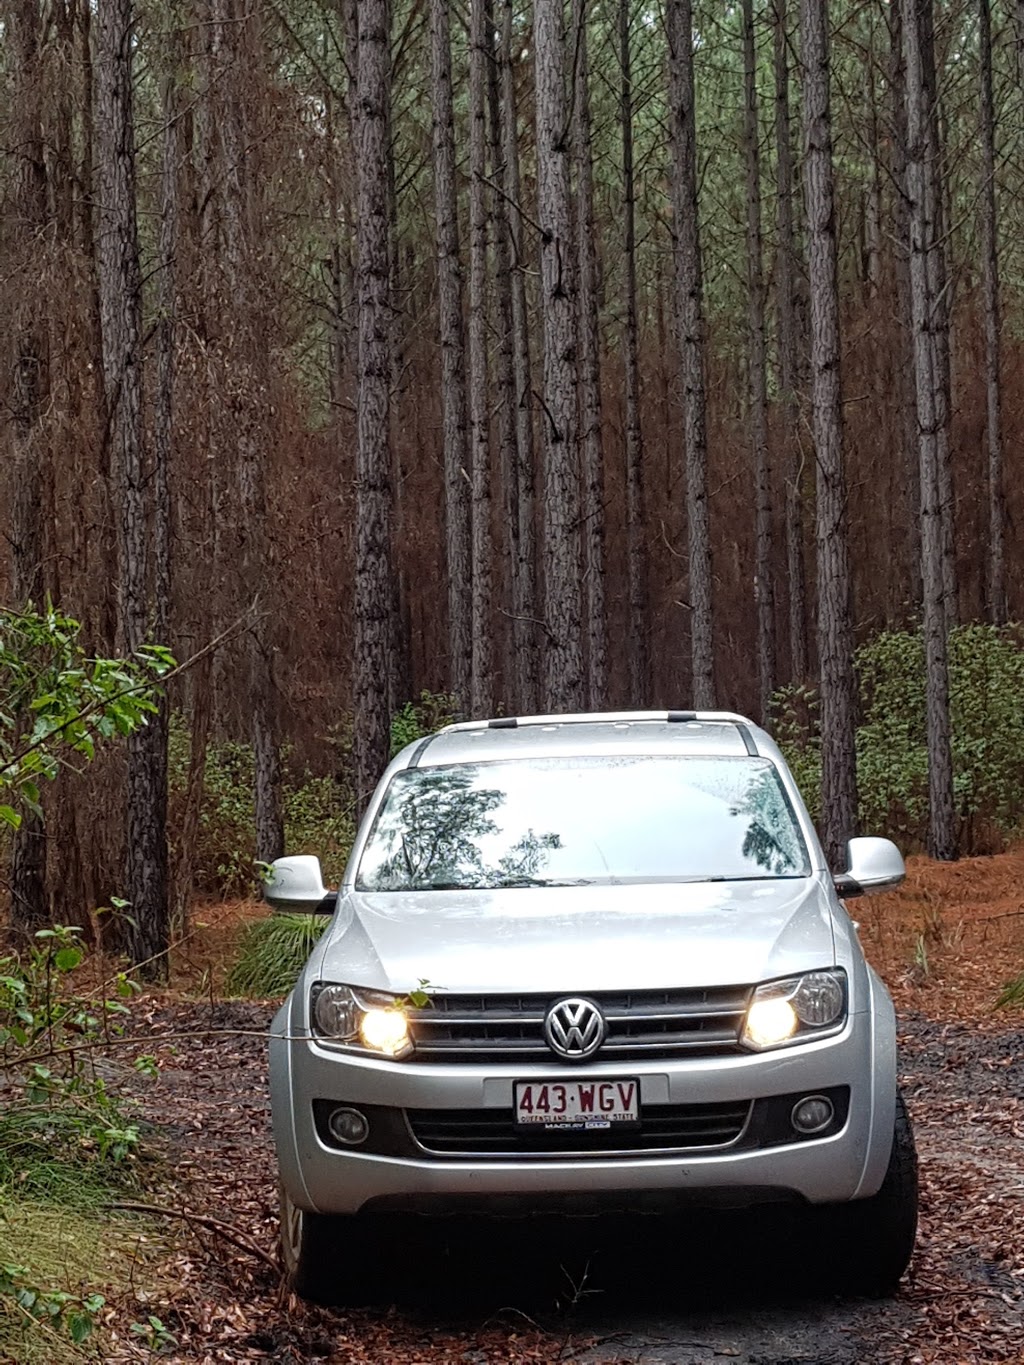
[852,964,900,1199]
[269,992,317,1211]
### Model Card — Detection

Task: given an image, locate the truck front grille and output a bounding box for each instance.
[406,1100,751,1156]
[407,987,751,1063]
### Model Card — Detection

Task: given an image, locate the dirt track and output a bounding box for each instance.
[128,994,1024,1365]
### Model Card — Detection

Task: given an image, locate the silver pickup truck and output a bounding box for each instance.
[267,711,916,1303]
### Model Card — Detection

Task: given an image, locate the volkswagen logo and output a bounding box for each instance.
[543,997,606,1060]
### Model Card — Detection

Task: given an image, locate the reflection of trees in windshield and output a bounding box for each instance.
[730,769,804,874]
[358,768,560,890]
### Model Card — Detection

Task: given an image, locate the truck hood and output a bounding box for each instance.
[314,878,837,994]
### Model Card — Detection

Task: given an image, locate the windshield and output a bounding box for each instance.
[355,755,811,891]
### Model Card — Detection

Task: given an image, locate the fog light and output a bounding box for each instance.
[327,1106,369,1145]
[791,1095,834,1135]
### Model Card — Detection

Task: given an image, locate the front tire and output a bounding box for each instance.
[831,1091,918,1297]
[279,1182,348,1304]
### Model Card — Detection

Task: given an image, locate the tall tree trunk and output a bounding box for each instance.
[862,7,883,297]
[573,0,607,709]
[217,0,283,863]
[979,0,1005,625]
[429,0,472,707]
[903,0,956,860]
[95,0,169,972]
[667,0,714,708]
[385,11,407,718]
[801,0,858,869]
[173,0,217,927]
[772,0,808,687]
[534,0,583,711]
[155,64,176,660]
[142,58,176,937]
[743,0,775,724]
[919,2,956,627]
[886,0,922,610]
[500,0,538,714]
[486,0,520,713]
[324,82,355,415]
[621,0,649,708]
[353,0,396,804]
[8,0,50,930]
[468,0,494,716]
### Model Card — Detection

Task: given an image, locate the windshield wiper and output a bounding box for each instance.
[409,876,598,891]
[492,876,597,888]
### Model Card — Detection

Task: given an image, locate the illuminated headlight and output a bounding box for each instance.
[741,971,846,1051]
[311,983,414,1059]
[359,1008,411,1056]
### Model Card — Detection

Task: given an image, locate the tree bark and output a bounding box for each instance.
[862,7,883,297]
[486,0,520,714]
[8,0,51,931]
[429,0,472,707]
[216,0,283,864]
[621,0,650,708]
[886,0,922,610]
[918,2,956,627]
[534,0,583,712]
[902,0,956,860]
[95,0,170,972]
[772,0,808,687]
[468,0,494,717]
[353,0,396,805]
[800,0,858,869]
[139,58,177,941]
[979,0,1005,625]
[500,0,538,715]
[743,0,775,724]
[573,0,607,710]
[667,0,714,708]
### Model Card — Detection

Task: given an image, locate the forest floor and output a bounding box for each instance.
[103,852,1024,1365]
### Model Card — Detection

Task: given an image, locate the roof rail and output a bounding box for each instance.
[442,710,757,734]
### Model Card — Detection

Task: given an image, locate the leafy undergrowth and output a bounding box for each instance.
[0,929,172,1363]
[0,1198,166,1365]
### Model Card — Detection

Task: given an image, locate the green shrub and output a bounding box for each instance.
[855,630,930,839]
[0,928,143,1193]
[768,685,821,821]
[168,720,353,895]
[771,624,1024,854]
[170,691,460,898]
[390,690,461,757]
[283,775,355,887]
[224,913,325,997]
[168,719,257,894]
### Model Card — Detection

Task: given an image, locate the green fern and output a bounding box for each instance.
[995,973,1024,1010]
[225,915,325,998]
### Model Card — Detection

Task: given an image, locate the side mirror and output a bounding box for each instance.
[834,837,905,899]
[263,855,336,914]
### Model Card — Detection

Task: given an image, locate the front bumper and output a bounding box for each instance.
[270,987,896,1217]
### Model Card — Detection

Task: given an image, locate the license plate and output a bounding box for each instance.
[514,1078,640,1130]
